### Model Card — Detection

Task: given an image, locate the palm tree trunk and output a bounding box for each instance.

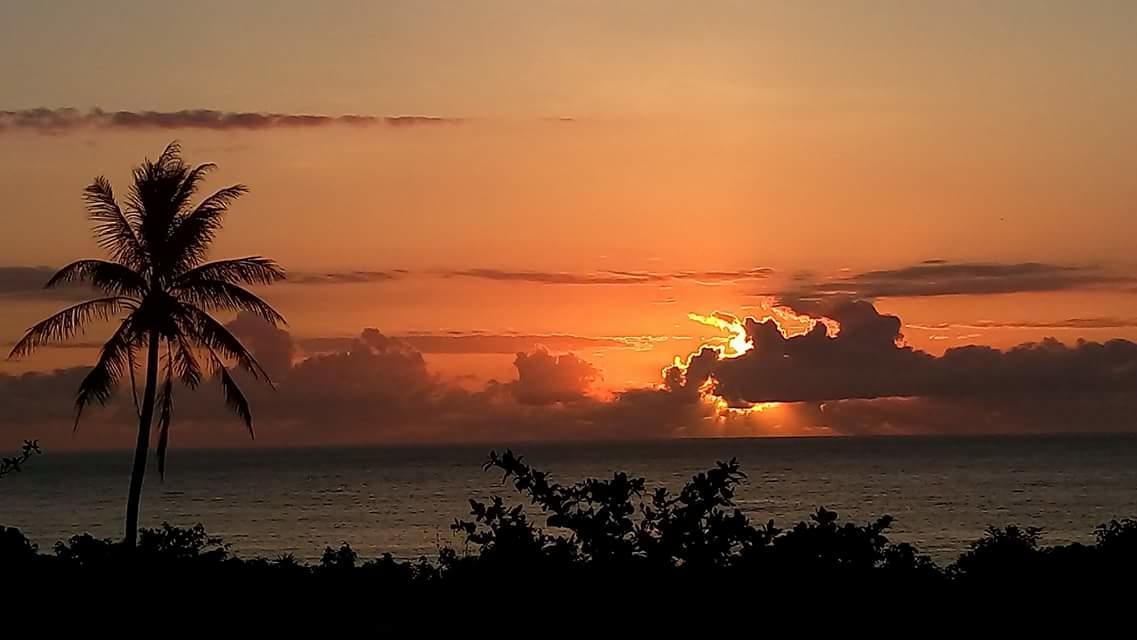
[123,329,160,548]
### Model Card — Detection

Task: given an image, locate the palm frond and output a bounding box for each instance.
[164,184,249,274]
[156,344,176,479]
[83,177,145,269]
[173,256,285,287]
[175,303,272,382]
[171,162,217,218]
[74,318,140,428]
[130,142,192,260]
[46,260,147,297]
[8,297,135,359]
[157,141,182,168]
[172,335,203,388]
[211,352,254,438]
[174,279,286,326]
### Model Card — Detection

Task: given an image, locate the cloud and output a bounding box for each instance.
[6,265,404,302]
[3,265,410,303]
[7,302,1137,448]
[0,340,103,351]
[907,317,1137,331]
[0,266,55,295]
[0,108,462,134]
[211,329,675,443]
[667,300,1137,406]
[382,116,459,127]
[785,261,1135,301]
[500,349,600,405]
[447,267,772,285]
[0,320,715,447]
[300,332,665,355]
[0,266,91,300]
[0,368,93,426]
[271,329,440,436]
[286,270,408,285]
[3,264,770,301]
[806,393,1137,436]
[225,312,295,380]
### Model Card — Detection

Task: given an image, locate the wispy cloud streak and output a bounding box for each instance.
[0,108,462,134]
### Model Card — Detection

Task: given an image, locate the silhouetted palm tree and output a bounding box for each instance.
[8,142,285,547]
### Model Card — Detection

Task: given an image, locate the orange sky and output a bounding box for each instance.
[2,1,1136,447]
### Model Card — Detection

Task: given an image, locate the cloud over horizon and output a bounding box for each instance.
[5,302,1137,449]
[669,300,1137,404]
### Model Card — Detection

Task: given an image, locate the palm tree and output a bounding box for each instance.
[8,142,285,548]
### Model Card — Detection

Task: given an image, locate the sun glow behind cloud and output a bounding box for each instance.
[675,303,848,433]
[687,300,841,358]
[687,312,753,357]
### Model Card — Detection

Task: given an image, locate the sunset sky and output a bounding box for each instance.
[2,1,1136,448]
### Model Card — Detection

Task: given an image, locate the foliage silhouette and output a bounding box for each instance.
[0,440,40,478]
[320,542,359,570]
[0,526,38,565]
[950,524,1043,581]
[7,143,285,547]
[1095,518,1137,563]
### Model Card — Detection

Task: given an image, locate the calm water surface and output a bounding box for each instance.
[3,435,1136,562]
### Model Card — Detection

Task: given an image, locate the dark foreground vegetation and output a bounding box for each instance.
[4,451,1135,628]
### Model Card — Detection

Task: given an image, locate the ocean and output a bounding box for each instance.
[3,434,1136,563]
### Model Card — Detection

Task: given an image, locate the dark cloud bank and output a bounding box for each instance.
[4,300,1137,448]
[666,300,1137,435]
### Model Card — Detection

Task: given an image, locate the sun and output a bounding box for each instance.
[687,312,752,357]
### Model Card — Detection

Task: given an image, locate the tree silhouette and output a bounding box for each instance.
[7,142,285,547]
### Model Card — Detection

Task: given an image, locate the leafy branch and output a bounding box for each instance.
[0,440,42,478]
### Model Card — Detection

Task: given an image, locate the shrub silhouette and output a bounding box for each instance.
[0,526,38,565]
[320,542,359,570]
[1096,518,1137,556]
[138,522,229,563]
[449,450,929,581]
[951,525,1043,581]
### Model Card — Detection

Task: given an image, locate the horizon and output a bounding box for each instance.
[26,428,1137,456]
[3,1,1136,451]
